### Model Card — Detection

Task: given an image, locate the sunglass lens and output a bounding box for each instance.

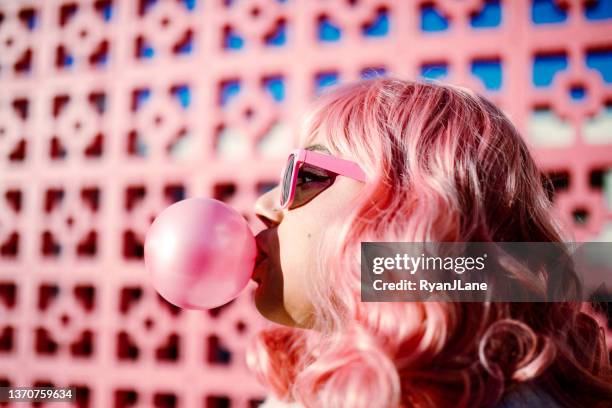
[290,163,337,209]
[280,154,295,207]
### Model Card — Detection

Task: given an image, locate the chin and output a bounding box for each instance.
[254,290,298,327]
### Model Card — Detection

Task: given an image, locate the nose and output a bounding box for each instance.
[254,185,283,228]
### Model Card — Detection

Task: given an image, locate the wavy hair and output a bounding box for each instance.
[246,78,612,407]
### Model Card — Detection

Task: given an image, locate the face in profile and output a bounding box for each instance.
[252,135,365,328]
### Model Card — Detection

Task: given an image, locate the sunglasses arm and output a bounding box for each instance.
[303,150,367,183]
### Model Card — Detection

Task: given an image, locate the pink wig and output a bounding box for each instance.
[246,78,612,407]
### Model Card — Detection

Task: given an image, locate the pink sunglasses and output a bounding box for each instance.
[279,148,367,210]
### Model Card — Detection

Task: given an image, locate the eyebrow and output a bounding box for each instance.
[305,144,331,154]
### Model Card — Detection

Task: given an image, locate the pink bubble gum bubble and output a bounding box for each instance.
[144,198,256,310]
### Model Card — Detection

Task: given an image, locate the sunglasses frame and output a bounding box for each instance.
[279,148,367,210]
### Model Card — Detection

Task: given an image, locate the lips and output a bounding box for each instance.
[254,245,267,268]
[252,235,269,284]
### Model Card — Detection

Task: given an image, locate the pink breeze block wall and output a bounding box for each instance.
[0,0,611,407]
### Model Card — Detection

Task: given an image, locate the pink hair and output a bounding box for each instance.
[246,78,612,407]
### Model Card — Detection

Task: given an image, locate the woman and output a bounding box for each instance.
[247,78,612,407]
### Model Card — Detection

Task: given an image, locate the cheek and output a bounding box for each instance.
[277,217,316,287]
[277,188,348,288]
[276,215,324,317]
